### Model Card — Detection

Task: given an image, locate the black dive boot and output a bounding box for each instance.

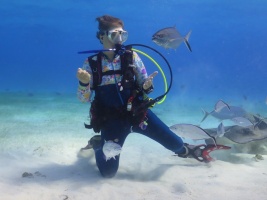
[81,135,102,150]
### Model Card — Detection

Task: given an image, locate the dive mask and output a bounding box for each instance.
[107,28,128,44]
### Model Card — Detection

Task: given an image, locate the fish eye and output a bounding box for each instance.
[158,34,164,38]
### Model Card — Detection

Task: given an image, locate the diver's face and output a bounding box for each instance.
[101,26,128,48]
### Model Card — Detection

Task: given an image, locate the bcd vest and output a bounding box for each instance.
[88,46,135,90]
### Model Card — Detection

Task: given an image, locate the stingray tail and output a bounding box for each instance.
[201,108,210,123]
[184,30,192,52]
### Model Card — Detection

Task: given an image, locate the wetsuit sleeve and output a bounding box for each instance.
[132,52,148,88]
[77,59,93,103]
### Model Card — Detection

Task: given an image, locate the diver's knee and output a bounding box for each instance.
[99,168,118,178]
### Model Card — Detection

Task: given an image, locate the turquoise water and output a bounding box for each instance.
[1,0,267,152]
[0,0,267,153]
[1,0,266,100]
[1,2,267,195]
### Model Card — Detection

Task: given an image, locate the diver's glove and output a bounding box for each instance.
[177,143,231,163]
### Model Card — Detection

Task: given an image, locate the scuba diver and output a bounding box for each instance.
[76,15,217,178]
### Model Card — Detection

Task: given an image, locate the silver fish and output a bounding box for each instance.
[170,123,216,144]
[102,140,122,161]
[201,100,247,122]
[152,27,192,51]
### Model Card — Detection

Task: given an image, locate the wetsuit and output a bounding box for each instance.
[77,52,185,178]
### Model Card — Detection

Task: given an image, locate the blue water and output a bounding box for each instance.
[1,2,267,198]
[1,0,266,103]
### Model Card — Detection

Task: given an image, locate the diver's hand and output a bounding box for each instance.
[77,68,91,84]
[143,71,158,90]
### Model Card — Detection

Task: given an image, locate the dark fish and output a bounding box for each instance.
[152,27,192,51]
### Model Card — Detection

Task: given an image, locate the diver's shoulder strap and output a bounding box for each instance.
[88,53,102,90]
[120,46,133,72]
[120,46,135,89]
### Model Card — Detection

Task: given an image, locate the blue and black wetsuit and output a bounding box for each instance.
[92,84,185,178]
[77,52,186,178]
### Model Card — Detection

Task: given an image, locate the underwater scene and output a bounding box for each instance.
[1,0,267,199]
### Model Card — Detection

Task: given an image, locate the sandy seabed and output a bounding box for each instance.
[0,92,267,200]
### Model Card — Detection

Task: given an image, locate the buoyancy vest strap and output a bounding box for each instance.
[88,53,102,90]
[120,47,134,89]
[102,70,123,76]
[120,46,133,73]
[88,47,134,90]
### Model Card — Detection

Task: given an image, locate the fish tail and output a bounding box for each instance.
[185,30,192,41]
[200,108,209,123]
[184,30,192,52]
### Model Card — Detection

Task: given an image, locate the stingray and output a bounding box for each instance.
[204,115,267,144]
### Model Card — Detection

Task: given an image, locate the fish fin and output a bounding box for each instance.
[184,30,192,52]
[215,99,230,112]
[184,30,192,41]
[224,101,231,110]
[184,40,192,52]
[200,108,209,123]
[217,122,226,137]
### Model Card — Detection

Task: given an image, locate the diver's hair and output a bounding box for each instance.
[95,15,124,40]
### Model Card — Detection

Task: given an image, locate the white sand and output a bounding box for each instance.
[1,93,267,200]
